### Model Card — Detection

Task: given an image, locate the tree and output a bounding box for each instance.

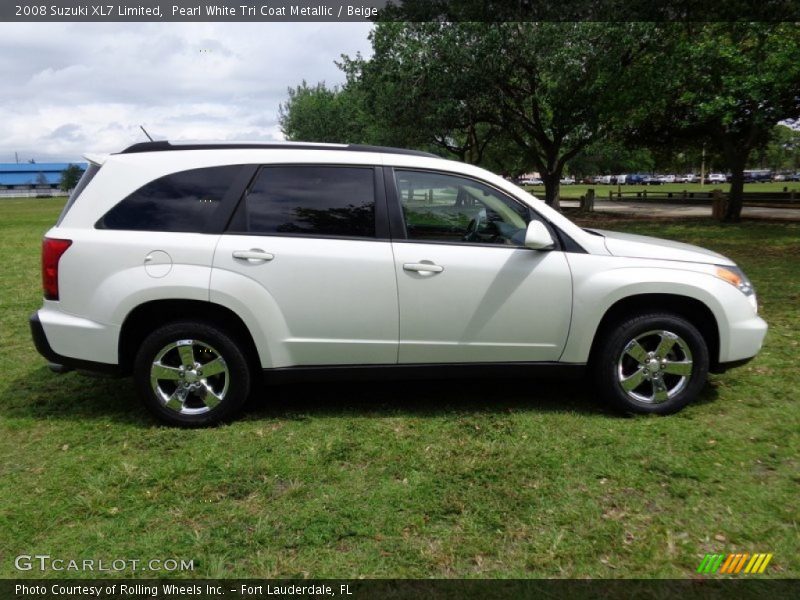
[345,23,504,164]
[345,23,661,208]
[59,164,83,192]
[279,80,369,143]
[641,23,800,221]
[486,23,665,208]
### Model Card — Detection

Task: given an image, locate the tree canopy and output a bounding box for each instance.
[279,22,800,219]
[345,22,663,207]
[628,23,800,220]
[279,80,368,144]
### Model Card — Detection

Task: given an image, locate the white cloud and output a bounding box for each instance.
[0,23,373,162]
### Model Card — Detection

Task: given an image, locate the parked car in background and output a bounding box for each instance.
[787,173,800,182]
[707,173,727,184]
[614,174,628,185]
[677,174,697,183]
[30,140,767,425]
[625,173,646,185]
[641,175,661,185]
[657,174,676,184]
[560,176,575,185]
[743,169,772,183]
[519,176,543,186]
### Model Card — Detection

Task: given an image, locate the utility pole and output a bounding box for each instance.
[14,152,19,164]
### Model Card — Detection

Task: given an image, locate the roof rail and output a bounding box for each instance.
[118,141,440,159]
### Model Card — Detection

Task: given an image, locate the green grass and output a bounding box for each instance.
[1,198,798,579]
[524,181,800,200]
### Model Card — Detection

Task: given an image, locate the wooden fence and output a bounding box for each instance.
[605,188,800,208]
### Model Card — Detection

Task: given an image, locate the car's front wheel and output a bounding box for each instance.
[134,321,251,426]
[594,313,709,415]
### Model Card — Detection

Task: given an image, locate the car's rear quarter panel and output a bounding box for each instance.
[44,227,217,363]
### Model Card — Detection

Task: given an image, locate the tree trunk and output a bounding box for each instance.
[724,157,747,222]
[719,130,755,223]
[541,170,562,210]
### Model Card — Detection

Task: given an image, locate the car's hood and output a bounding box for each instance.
[587,229,735,266]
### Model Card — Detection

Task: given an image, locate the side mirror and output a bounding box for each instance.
[524,220,555,250]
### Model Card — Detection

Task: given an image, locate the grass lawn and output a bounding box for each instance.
[1,198,798,579]
[523,181,800,200]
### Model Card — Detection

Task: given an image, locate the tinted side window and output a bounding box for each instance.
[395,170,531,246]
[98,165,240,232]
[232,166,375,238]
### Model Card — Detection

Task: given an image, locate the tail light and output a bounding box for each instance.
[42,237,72,300]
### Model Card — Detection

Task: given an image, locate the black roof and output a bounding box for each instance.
[118,141,440,159]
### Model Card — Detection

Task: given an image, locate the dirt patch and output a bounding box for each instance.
[562,209,703,227]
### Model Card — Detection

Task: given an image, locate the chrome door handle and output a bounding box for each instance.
[232,249,274,262]
[403,262,444,273]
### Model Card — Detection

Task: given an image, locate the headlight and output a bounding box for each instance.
[716,265,758,312]
[715,265,755,296]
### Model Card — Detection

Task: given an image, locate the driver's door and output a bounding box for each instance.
[389,169,573,364]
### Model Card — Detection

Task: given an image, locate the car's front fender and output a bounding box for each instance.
[560,257,765,364]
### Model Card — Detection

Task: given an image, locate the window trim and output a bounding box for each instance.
[224,164,388,241]
[384,166,563,251]
[209,165,260,234]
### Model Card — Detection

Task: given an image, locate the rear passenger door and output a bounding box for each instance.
[211,165,399,368]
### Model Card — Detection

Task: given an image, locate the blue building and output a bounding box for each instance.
[0,163,87,197]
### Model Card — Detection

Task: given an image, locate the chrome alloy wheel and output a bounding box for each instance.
[150,339,229,415]
[616,330,693,404]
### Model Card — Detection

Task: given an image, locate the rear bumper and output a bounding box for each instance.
[30,311,120,375]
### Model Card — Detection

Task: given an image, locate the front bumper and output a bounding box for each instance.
[710,356,756,374]
[722,314,768,364]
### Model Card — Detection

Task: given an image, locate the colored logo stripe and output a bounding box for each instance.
[697,554,725,573]
[751,553,773,574]
[719,554,736,573]
[698,553,773,574]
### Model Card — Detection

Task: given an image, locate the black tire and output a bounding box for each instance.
[134,320,251,427]
[593,312,709,415]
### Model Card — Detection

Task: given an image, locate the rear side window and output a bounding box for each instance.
[57,163,100,225]
[230,166,375,238]
[97,165,240,232]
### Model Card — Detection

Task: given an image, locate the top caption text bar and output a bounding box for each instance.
[5,1,800,22]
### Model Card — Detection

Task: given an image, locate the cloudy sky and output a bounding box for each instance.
[0,23,374,163]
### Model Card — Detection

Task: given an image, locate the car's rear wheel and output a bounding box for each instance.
[134,321,251,426]
[594,312,709,415]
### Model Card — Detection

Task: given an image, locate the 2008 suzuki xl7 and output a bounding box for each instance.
[31,141,767,426]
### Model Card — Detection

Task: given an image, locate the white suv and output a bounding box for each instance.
[708,173,728,184]
[31,141,767,426]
